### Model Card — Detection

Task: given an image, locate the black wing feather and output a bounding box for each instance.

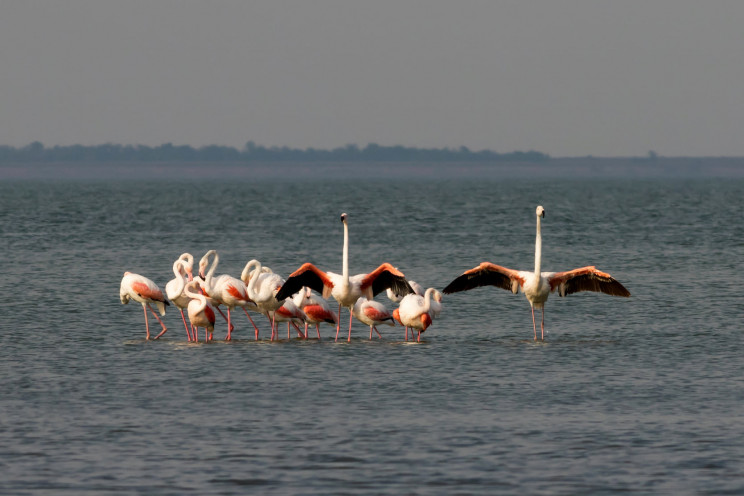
[443,267,514,294]
[275,271,326,301]
[370,272,414,298]
[561,274,631,297]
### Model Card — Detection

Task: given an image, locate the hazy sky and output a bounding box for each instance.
[2,1,743,157]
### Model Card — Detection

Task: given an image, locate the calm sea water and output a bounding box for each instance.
[1,167,742,495]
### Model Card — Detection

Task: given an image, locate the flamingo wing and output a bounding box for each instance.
[363,304,393,323]
[275,263,333,301]
[304,304,338,324]
[548,266,631,297]
[361,263,413,298]
[131,280,168,304]
[442,262,524,294]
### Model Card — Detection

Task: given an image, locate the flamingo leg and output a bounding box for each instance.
[292,322,305,339]
[179,309,192,341]
[142,304,151,340]
[417,330,421,342]
[335,303,342,341]
[242,308,260,340]
[347,309,353,342]
[369,326,373,340]
[531,307,538,341]
[373,326,383,340]
[541,309,545,341]
[216,306,235,334]
[149,304,168,339]
[316,323,321,340]
[225,308,234,341]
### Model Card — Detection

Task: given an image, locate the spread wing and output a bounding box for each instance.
[361,263,414,298]
[275,263,333,301]
[442,262,524,294]
[548,266,630,297]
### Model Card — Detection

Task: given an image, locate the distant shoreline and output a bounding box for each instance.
[2,157,744,180]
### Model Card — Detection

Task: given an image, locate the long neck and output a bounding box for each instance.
[242,260,261,295]
[342,220,349,283]
[423,288,435,313]
[534,214,542,276]
[205,251,219,288]
[184,284,207,314]
[172,261,186,295]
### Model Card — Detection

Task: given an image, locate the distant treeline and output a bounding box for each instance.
[0,141,550,163]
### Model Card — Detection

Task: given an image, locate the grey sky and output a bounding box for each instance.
[2,1,743,157]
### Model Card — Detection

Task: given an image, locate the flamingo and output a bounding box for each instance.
[165,257,195,341]
[442,205,631,340]
[120,272,169,340]
[393,287,441,342]
[183,280,216,341]
[386,280,424,303]
[293,287,338,340]
[199,250,260,340]
[353,297,395,340]
[275,213,414,342]
[272,299,307,340]
[241,259,286,341]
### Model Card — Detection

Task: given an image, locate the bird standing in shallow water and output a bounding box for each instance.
[353,297,395,340]
[120,271,169,340]
[443,205,630,340]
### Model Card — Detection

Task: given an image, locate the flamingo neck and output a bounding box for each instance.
[423,288,435,313]
[342,220,349,285]
[534,214,542,276]
[205,251,219,289]
[172,260,187,295]
[184,284,207,314]
[243,260,261,296]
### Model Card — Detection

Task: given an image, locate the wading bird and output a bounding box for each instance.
[443,206,630,340]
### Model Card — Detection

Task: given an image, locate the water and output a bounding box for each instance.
[1,170,743,494]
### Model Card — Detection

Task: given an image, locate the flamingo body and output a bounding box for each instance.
[184,280,216,341]
[353,297,395,339]
[120,271,169,339]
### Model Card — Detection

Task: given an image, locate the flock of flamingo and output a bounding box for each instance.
[120,207,631,343]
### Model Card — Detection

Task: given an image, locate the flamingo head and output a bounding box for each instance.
[198,250,216,279]
[340,212,348,223]
[432,290,443,303]
[536,205,545,218]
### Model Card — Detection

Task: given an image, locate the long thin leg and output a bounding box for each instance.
[373,326,383,339]
[541,309,545,341]
[417,330,421,342]
[347,310,353,342]
[316,323,321,340]
[225,308,234,341]
[179,309,192,341]
[531,307,537,341]
[242,308,260,340]
[215,306,235,334]
[149,304,168,339]
[291,321,304,338]
[143,304,151,340]
[335,304,342,341]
